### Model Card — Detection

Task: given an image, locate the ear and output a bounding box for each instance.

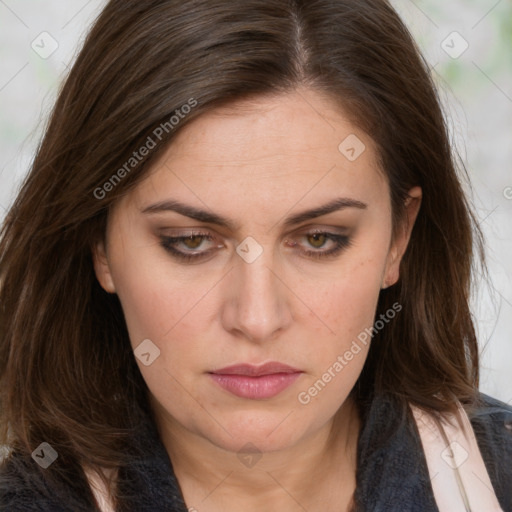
[91,238,116,294]
[382,186,422,289]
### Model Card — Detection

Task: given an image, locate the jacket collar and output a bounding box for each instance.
[116,392,437,511]
[353,392,438,511]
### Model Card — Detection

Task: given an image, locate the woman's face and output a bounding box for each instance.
[93,88,420,453]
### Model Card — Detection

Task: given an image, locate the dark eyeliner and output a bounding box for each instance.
[301,233,352,260]
[158,232,214,262]
[158,231,352,262]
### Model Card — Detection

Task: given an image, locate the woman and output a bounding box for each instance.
[0,0,510,510]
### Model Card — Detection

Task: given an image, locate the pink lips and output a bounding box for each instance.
[208,362,303,399]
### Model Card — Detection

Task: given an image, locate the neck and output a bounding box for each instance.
[151,395,361,512]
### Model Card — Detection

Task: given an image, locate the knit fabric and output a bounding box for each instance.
[1,391,511,511]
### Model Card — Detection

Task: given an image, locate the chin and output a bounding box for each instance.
[198,409,312,454]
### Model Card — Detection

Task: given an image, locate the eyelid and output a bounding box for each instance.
[158,227,352,263]
[157,224,348,238]
[157,226,348,247]
[294,225,349,235]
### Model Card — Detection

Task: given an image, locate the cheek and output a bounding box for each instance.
[310,276,379,366]
[294,241,387,384]
[113,263,208,357]
[111,259,210,407]
[293,263,382,415]
[105,230,196,355]
[310,253,386,340]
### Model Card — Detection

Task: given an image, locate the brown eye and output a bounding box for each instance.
[299,231,352,260]
[306,233,328,249]
[159,232,217,262]
[182,235,205,249]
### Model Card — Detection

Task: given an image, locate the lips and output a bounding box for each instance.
[210,362,301,377]
[208,362,303,400]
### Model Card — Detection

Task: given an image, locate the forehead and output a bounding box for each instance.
[163,89,372,165]
[117,89,388,217]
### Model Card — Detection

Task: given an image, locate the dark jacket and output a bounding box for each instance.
[1,391,511,511]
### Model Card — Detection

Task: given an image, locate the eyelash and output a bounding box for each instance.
[158,230,352,263]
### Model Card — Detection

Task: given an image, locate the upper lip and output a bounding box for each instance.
[210,362,302,377]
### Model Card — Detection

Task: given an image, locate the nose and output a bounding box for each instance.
[221,249,293,344]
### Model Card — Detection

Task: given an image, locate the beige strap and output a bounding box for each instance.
[84,466,116,512]
[410,401,504,512]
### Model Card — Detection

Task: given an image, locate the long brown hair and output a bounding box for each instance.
[0,0,485,509]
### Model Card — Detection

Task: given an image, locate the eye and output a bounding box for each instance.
[159,231,219,263]
[288,230,352,260]
[159,229,352,263]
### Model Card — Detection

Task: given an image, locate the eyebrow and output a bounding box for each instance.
[140,197,367,231]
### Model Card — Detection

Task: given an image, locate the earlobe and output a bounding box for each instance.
[91,240,116,294]
[382,186,422,289]
[382,246,401,289]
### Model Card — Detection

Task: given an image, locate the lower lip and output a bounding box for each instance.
[209,372,302,399]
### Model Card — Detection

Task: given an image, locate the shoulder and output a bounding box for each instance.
[469,392,512,511]
[470,391,512,447]
[0,450,92,512]
[0,451,60,511]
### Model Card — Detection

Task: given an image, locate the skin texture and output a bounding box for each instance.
[93,87,422,511]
